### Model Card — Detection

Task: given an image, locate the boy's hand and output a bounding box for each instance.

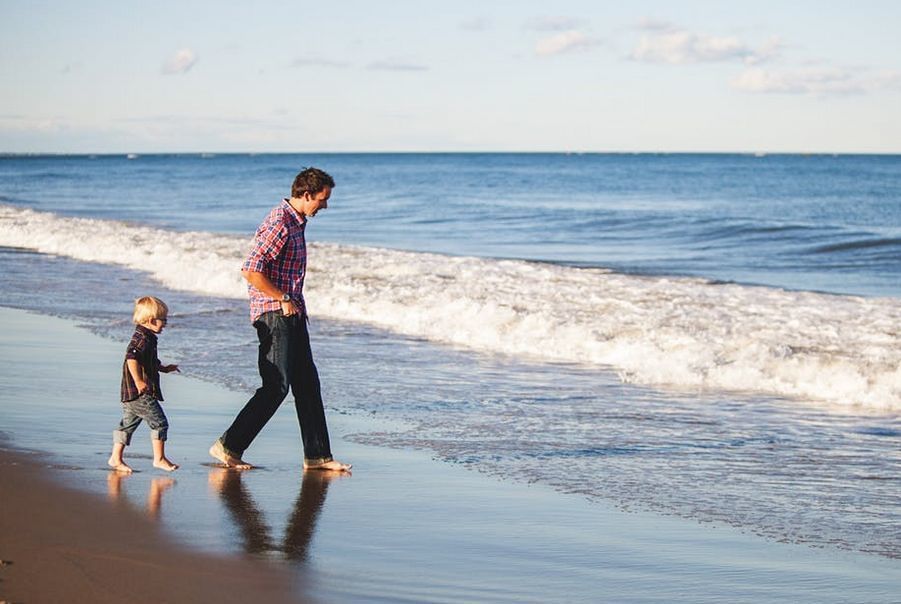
[160,364,180,373]
[135,379,148,394]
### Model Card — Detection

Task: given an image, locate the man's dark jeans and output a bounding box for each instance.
[220,311,333,463]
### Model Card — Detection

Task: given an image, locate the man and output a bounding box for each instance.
[210,167,350,472]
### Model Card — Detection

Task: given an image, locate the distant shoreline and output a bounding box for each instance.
[2,150,900,158]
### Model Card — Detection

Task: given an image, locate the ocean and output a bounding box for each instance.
[0,152,899,560]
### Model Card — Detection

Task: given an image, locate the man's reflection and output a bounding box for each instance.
[208,468,336,562]
[284,472,332,562]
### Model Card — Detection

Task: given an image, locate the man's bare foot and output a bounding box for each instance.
[108,458,133,473]
[303,458,352,472]
[209,440,252,469]
[153,457,179,472]
[207,466,231,491]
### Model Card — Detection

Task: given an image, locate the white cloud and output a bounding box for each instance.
[870,69,901,89]
[630,25,781,65]
[635,17,677,32]
[733,67,846,94]
[632,31,746,64]
[745,36,785,65]
[527,16,585,32]
[732,67,901,95]
[162,49,197,75]
[535,30,597,56]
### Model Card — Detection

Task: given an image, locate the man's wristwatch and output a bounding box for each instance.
[280,293,291,303]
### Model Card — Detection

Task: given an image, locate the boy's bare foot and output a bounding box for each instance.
[303,458,352,472]
[153,458,179,472]
[150,476,176,491]
[209,440,252,469]
[147,477,175,519]
[106,471,128,501]
[107,458,133,473]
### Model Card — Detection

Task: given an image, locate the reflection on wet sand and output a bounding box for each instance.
[208,468,336,562]
[106,472,176,521]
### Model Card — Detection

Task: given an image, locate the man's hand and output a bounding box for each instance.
[280,300,301,317]
[160,364,180,373]
[242,270,302,318]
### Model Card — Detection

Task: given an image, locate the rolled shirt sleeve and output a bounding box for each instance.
[242,221,288,273]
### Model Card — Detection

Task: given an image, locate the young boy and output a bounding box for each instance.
[108,296,180,473]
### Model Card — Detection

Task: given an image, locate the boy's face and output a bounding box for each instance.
[145,316,167,334]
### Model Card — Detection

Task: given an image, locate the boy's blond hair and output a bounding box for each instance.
[133,296,169,325]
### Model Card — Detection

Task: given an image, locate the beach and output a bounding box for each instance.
[1,305,899,603]
[3,0,901,597]
[0,447,298,604]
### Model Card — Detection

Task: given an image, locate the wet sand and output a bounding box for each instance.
[0,447,299,604]
[0,306,899,603]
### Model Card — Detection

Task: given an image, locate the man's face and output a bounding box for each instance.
[299,187,331,218]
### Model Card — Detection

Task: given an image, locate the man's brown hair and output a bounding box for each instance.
[291,167,335,198]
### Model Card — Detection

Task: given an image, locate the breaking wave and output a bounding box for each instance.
[2,204,899,411]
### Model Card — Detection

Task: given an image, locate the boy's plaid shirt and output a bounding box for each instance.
[120,325,162,402]
[242,199,308,322]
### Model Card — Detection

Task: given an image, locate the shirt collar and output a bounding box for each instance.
[282,198,308,226]
[136,324,158,340]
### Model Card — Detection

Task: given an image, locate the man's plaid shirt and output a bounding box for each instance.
[242,199,308,322]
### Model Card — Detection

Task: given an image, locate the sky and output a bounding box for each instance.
[1,1,900,153]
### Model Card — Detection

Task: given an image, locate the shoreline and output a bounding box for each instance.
[0,305,899,603]
[3,151,901,158]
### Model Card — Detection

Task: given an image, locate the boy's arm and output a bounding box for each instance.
[156,358,179,373]
[126,358,148,393]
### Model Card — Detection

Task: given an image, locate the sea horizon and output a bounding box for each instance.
[3,150,901,157]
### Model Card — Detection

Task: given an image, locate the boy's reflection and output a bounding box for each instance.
[106,472,175,521]
[208,468,336,562]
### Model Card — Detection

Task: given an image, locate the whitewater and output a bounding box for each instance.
[3,203,898,412]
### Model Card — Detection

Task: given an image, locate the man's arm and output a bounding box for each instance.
[242,270,301,317]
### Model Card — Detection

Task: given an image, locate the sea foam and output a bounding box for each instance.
[2,204,899,411]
